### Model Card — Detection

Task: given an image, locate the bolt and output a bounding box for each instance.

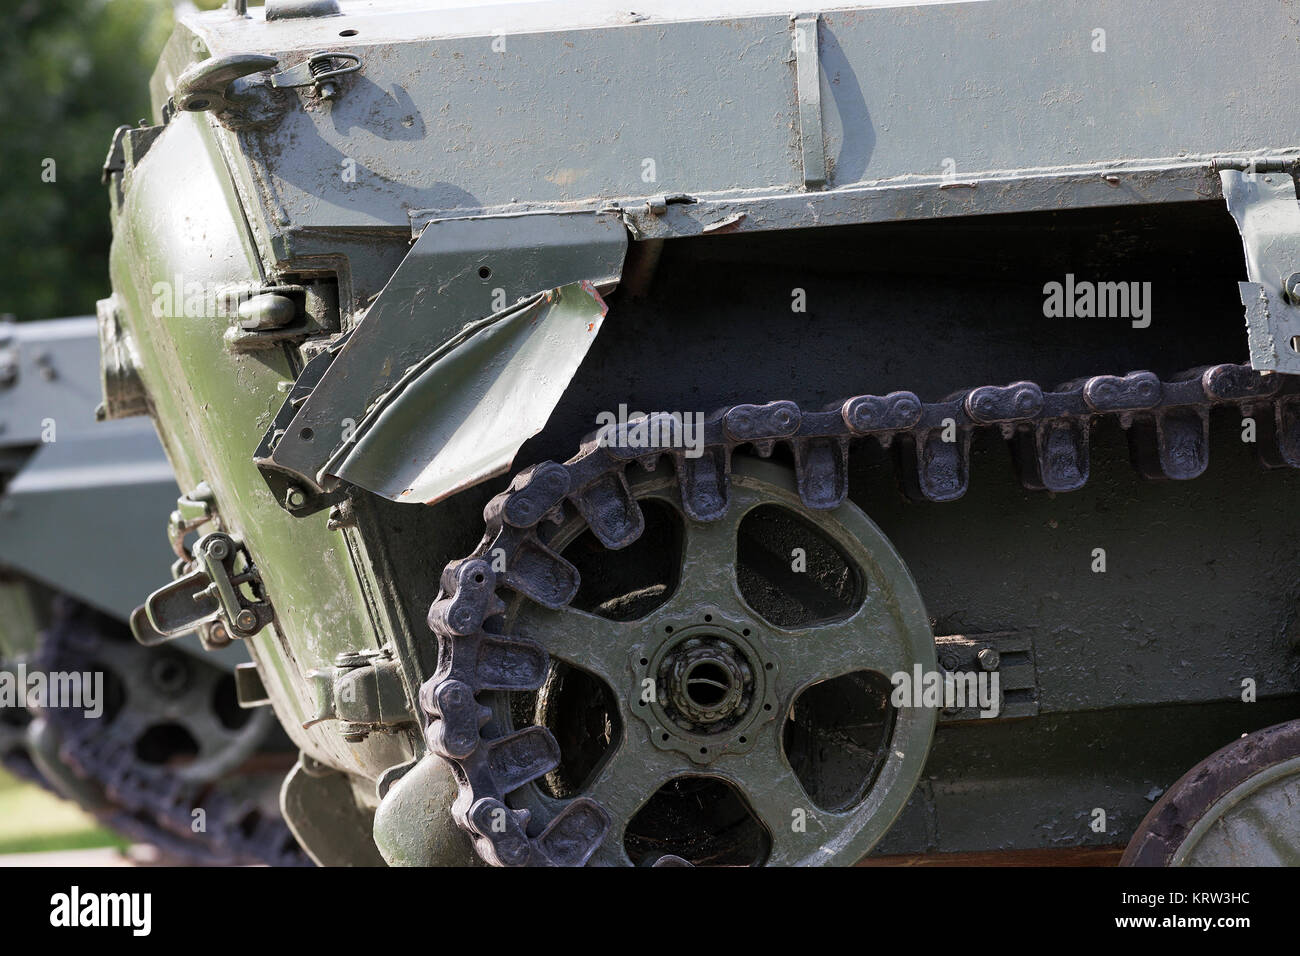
[285,486,307,510]
[319,81,338,101]
[235,609,258,632]
[1286,273,1300,304]
[206,537,230,560]
[977,647,1000,671]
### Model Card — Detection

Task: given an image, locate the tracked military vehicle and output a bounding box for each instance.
[100,0,1300,866]
[0,316,301,865]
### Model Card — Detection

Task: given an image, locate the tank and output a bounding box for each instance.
[97,0,1300,866]
[0,315,302,865]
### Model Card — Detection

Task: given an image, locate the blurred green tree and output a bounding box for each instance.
[0,0,175,321]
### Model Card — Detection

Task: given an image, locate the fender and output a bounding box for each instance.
[262,210,626,504]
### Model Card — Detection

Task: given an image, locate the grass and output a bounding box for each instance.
[0,766,129,855]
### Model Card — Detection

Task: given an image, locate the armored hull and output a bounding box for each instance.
[101,0,1300,866]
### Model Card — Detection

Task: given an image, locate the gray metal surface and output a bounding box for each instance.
[172,0,1300,247]
[0,321,170,617]
[0,427,175,619]
[0,317,105,445]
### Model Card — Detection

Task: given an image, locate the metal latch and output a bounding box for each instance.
[303,649,412,742]
[269,51,361,101]
[131,531,275,647]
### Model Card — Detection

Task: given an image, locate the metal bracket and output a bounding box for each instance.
[171,53,279,114]
[100,125,132,186]
[221,282,336,353]
[131,532,274,646]
[253,332,353,516]
[234,662,271,708]
[167,481,217,559]
[304,649,412,742]
[96,294,149,421]
[792,15,827,190]
[934,631,1038,722]
[1220,168,1300,374]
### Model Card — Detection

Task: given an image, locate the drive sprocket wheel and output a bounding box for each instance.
[1122,718,1300,866]
[431,457,936,866]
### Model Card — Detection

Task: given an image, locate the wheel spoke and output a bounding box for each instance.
[511,603,637,685]
[577,727,683,863]
[723,731,836,865]
[767,596,913,689]
[656,503,751,618]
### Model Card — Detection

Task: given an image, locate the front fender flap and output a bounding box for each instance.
[266,210,627,494]
[331,281,608,504]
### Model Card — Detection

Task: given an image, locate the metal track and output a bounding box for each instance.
[22,600,307,866]
[422,362,1300,867]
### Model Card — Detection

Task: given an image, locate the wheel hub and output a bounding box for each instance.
[632,610,781,763]
[666,637,748,725]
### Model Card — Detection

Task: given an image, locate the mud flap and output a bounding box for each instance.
[329,281,609,503]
